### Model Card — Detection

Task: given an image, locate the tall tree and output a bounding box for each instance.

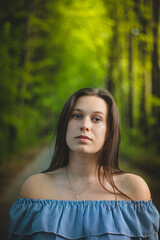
[151,0,160,150]
[134,0,149,145]
[128,31,134,128]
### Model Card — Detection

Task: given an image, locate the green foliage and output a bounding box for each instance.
[0,0,159,172]
[120,135,160,176]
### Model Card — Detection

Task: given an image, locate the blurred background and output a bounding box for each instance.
[0,0,159,238]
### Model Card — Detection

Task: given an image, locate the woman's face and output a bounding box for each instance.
[66,96,108,155]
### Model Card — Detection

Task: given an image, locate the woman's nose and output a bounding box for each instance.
[80,118,90,132]
[80,126,89,131]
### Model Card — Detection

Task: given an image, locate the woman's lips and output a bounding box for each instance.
[75,135,92,142]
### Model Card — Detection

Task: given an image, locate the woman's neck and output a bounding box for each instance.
[67,151,99,181]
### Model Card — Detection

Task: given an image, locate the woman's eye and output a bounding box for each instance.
[93,117,101,122]
[72,114,81,119]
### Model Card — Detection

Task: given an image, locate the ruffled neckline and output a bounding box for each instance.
[17,197,153,204]
[8,197,159,239]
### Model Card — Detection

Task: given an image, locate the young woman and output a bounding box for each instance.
[8,88,159,239]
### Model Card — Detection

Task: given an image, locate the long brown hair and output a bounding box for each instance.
[44,87,129,199]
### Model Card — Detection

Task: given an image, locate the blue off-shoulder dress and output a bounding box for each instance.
[7,198,159,240]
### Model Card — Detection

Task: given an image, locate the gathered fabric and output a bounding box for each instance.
[8,198,159,240]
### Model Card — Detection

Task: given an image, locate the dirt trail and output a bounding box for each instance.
[0,146,52,240]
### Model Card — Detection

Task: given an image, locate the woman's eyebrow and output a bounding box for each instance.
[73,108,105,115]
[73,108,82,112]
[93,111,105,116]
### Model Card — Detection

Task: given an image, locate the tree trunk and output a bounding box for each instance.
[105,7,118,95]
[134,0,148,145]
[105,27,117,93]
[18,0,33,109]
[151,0,160,151]
[152,0,160,98]
[128,32,133,128]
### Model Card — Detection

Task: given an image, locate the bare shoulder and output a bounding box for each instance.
[116,173,151,201]
[20,168,65,199]
[20,173,48,199]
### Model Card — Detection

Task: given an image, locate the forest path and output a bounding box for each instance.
[0,145,52,240]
